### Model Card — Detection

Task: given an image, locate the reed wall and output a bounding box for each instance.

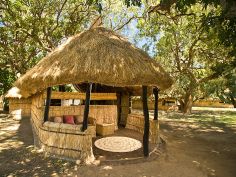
[193,100,233,108]
[126,113,159,143]
[132,99,175,111]
[31,92,95,162]
[48,105,118,130]
[9,98,32,118]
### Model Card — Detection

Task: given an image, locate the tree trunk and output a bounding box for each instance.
[229,94,236,108]
[179,90,193,114]
[178,99,185,111]
[183,94,193,114]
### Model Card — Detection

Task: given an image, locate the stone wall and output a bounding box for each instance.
[126,113,159,143]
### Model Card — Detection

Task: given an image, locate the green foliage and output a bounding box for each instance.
[137,4,233,112]
[124,0,141,7]
[0,69,16,95]
[205,70,236,107]
[0,0,98,94]
[128,0,236,73]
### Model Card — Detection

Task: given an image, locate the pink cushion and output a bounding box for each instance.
[63,115,75,124]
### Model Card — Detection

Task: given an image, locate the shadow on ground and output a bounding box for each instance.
[0,116,76,177]
[160,115,236,177]
[1,109,236,177]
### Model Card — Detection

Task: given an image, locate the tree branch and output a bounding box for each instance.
[50,0,68,33]
[187,28,204,67]
[148,0,177,14]
[198,72,219,84]
[21,29,52,52]
[114,16,136,31]
[172,33,182,71]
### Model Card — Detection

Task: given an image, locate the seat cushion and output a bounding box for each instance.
[54,116,63,123]
[63,115,75,124]
[74,115,83,124]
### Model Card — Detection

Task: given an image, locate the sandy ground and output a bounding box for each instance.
[0,110,236,177]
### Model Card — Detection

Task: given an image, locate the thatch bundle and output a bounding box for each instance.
[12,27,172,98]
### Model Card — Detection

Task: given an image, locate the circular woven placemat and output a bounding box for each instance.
[94,136,142,152]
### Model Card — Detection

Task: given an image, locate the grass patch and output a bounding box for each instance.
[162,110,236,126]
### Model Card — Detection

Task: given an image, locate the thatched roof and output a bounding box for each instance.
[8,27,172,98]
[5,87,22,98]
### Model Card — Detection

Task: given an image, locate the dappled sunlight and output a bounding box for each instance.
[197,126,225,133]
[0,140,24,152]
[102,165,113,170]
[193,107,236,112]
[1,109,236,177]
[0,119,24,152]
[5,87,22,98]
[211,149,220,154]
[158,108,236,177]
[157,108,236,135]
[1,124,20,131]
[0,115,78,176]
[192,160,216,177]
[161,120,226,134]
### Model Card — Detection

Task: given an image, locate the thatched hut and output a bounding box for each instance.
[6,87,32,119]
[6,27,172,163]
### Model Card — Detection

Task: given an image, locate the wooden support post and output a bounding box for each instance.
[117,92,121,126]
[59,85,65,92]
[44,87,52,122]
[128,93,132,114]
[142,86,149,157]
[153,88,159,120]
[82,83,92,131]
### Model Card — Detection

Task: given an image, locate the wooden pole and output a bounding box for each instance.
[59,85,65,92]
[44,87,52,122]
[142,86,149,157]
[117,92,121,126]
[82,83,92,131]
[153,88,159,120]
[128,93,132,114]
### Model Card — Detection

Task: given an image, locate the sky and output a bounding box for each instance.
[120,19,157,57]
[101,0,158,57]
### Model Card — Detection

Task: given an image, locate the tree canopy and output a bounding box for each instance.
[0,0,235,111]
[0,0,99,94]
[0,0,99,73]
[137,3,234,112]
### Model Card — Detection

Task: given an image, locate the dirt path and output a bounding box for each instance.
[160,120,236,177]
[0,112,236,177]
